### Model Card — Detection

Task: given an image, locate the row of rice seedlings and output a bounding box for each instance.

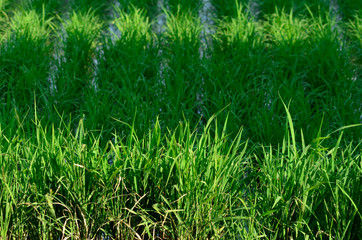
[266,10,360,142]
[0,7,360,145]
[202,5,264,142]
[0,107,360,239]
[209,0,245,20]
[201,7,361,145]
[161,10,204,127]
[0,10,53,115]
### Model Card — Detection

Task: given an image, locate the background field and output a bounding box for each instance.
[0,0,361,239]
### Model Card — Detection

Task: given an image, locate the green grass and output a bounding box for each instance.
[117,0,158,18]
[167,0,202,14]
[338,0,361,21]
[160,9,203,127]
[259,0,330,18]
[211,0,249,19]
[0,1,361,239]
[0,10,53,114]
[54,10,102,117]
[95,6,159,140]
[0,109,360,239]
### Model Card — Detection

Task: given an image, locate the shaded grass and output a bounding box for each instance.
[95,6,159,140]
[211,0,249,19]
[0,10,53,114]
[54,10,102,117]
[259,0,330,18]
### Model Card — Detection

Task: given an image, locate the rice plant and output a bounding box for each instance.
[55,10,102,116]
[20,0,65,17]
[259,0,330,18]
[211,0,249,19]
[160,9,204,128]
[117,0,158,18]
[167,0,202,14]
[95,6,158,139]
[0,10,52,114]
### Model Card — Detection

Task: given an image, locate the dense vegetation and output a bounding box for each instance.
[0,0,361,239]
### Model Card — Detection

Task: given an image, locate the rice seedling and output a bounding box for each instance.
[94,6,159,139]
[20,0,65,17]
[259,0,330,18]
[55,10,102,117]
[211,0,249,19]
[0,10,53,114]
[338,0,361,21]
[167,0,202,14]
[160,9,204,128]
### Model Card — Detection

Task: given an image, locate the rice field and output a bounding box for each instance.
[0,0,361,239]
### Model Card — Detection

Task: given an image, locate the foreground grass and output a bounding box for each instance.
[0,110,360,239]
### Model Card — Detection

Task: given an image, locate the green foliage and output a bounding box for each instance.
[0,2,361,239]
[55,10,102,115]
[0,10,52,113]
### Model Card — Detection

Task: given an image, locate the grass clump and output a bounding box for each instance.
[55,10,102,116]
[0,10,52,114]
[160,9,204,127]
[211,0,249,19]
[250,106,362,239]
[259,0,330,18]
[95,6,158,139]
